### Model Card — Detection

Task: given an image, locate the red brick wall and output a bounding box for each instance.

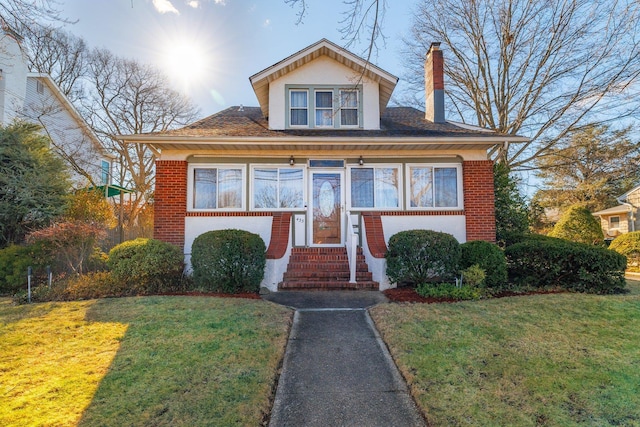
[154,160,187,248]
[463,160,496,242]
[266,212,291,259]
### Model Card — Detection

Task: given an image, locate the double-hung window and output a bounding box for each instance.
[350,166,400,209]
[407,164,461,209]
[253,167,305,209]
[315,91,333,127]
[290,90,308,126]
[609,216,620,229]
[340,90,358,126]
[191,166,244,210]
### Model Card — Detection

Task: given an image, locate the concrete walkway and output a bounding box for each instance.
[263,291,426,427]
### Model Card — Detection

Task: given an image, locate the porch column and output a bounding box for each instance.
[154,160,187,248]
[463,160,496,242]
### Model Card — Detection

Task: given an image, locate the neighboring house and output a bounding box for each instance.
[120,39,527,291]
[593,186,640,241]
[0,25,113,188]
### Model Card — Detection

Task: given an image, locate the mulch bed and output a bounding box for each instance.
[383,287,566,303]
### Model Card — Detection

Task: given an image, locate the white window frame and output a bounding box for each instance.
[36,80,45,94]
[609,216,620,229]
[187,164,246,212]
[339,89,359,128]
[405,163,464,210]
[250,165,307,211]
[347,164,402,211]
[289,89,309,127]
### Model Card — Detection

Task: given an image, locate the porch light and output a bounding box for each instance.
[289,156,295,166]
[358,156,364,166]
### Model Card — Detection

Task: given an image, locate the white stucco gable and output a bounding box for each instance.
[249,39,398,131]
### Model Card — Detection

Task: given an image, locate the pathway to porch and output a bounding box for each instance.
[263,291,426,426]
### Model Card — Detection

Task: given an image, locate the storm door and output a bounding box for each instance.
[310,171,344,245]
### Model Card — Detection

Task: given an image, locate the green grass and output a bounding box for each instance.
[0,296,292,427]
[371,280,640,426]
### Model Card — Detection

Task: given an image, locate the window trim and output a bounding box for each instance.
[347,163,403,211]
[405,163,464,210]
[609,215,621,229]
[250,165,307,211]
[187,164,246,212]
[339,89,359,128]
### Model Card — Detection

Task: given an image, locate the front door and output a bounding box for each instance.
[310,171,343,245]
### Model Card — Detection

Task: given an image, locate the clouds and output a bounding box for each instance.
[151,0,225,15]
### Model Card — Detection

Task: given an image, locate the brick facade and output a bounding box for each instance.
[266,212,291,259]
[463,160,496,242]
[154,160,187,248]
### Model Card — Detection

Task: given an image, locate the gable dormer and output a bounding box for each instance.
[249,39,398,131]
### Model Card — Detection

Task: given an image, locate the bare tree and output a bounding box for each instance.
[23,27,87,102]
[82,48,200,227]
[284,0,386,60]
[0,0,72,39]
[402,0,640,169]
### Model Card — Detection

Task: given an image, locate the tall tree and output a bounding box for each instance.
[0,122,69,247]
[402,0,640,169]
[0,0,71,39]
[534,124,639,213]
[81,48,200,227]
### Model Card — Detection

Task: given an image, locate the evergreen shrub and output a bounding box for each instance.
[609,232,640,272]
[460,240,508,289]
[191,229,266,293]
[386,229,460,285]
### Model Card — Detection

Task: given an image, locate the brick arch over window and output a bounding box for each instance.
[463,160,496,242]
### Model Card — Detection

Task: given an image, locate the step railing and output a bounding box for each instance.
[345,211,357,284]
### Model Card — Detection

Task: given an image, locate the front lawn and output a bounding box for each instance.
[0,296,292,427]
[370,280,640,426]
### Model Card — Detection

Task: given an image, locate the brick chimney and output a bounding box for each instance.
[425,42,445,123]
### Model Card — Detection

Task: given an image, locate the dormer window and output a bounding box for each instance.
[290,90,308,126]
[286,85,361,129]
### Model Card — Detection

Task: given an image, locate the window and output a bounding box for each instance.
[340,90,358,126]
[101,160,110,185]
[290,90,308,126]
[36,80,44,94]
[286,86,361,129]
[407,165,461,209]
[253,167,304,209]
[315,91,333,127]
[610,216,620,229]
[350,166,400,209]
[191,166,244,210]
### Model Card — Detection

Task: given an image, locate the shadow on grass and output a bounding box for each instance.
[78,296,291,427]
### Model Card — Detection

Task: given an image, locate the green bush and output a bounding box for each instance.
[386,230,460,285]
[505,235,627,294]
[609,232,640,272]
[12,272,120,304]
[461,264,486,287]
[0,243,52,295]
[460,240,508,289]
[416,282,482,300]
[191,229,266,293]
[548,205,604,246]
[107,238,184,295]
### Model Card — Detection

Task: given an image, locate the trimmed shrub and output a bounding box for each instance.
[386,230,460,285]
[191,229,266,293]
[505,235,627,294]
[609,231,640,272]
[548,205,604,246]
[416,282,482,301]
[460,240,508,289]
[107,238,184,294]
[461,264,486,287]
[0,242,52,295]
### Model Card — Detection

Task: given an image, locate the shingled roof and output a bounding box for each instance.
[146,106,517,139]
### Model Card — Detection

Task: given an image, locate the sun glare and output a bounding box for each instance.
[162,40,208,89]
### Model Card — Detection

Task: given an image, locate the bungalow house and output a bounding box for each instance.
[119,39,527,291]
[593,185,640,241]
[0,25,114,188]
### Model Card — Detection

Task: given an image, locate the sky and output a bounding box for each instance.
[59,0,419,118]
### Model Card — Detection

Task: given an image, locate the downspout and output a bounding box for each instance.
[617,196,636,232]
